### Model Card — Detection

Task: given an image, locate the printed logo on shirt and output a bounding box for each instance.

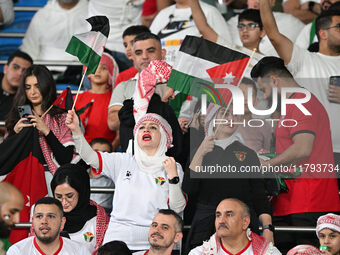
[83,232,94,242]
[234,151,247,162]
[124,170,132,180]
[157,20,195,39]
[155,177,166,186]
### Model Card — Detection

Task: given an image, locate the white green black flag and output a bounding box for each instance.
[66,16,109,75]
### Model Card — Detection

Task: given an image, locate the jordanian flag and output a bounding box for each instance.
[167,36,250,107]
[66,16,109,75]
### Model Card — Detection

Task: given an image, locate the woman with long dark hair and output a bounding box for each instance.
[5,65,77,192]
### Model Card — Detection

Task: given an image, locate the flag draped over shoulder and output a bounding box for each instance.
[0,127,47,244]
[66,16,110,75]
[167,36,250,107]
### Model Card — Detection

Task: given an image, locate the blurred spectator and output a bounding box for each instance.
[66,111,186,251]
[237,78,272,153]
[0,182,24,253]
[150,0,231,66]
[114,25,150,88]
[0,0,14,26]
[287,245,322,255]
[20,0,88,72]
[283,0,321,24]
[98,240,132,255]
[226,0,305,57]
[251,57,340,253]
[88,0,145,71]
[296,1,340,49]
[188,198,281,255]
[184,105,273,253]
[0,51,32,139]
[141,0,175,27]
[74,52,119,149]
[89,137,115,214]
[51,163,109,254]
[133,209,183,255]
[260,0,340,186]
[316,213,340,255]
[7,197,90,254]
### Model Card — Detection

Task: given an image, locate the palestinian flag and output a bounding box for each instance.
[167,36,250,107]
[0,127,47,244]
[66,16,109,75]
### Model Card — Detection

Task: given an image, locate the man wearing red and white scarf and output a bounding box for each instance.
[189,198,281,255]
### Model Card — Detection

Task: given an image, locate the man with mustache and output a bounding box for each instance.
[188,198,281,255]
[7,197,90,255]
[133,209,183,255]
[0,182,24,253]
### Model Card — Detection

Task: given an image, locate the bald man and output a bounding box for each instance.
[0,182,24,239]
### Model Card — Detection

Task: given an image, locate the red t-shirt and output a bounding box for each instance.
[273,92,340,216]
[114,66,138,88]
[75,90,116,143]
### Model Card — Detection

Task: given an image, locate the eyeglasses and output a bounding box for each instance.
[237,23,260,30]
[326,23,340,31]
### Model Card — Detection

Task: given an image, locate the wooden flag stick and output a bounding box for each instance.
[41,104,53,118]
[214,48,257,137]
[72,66,88,110]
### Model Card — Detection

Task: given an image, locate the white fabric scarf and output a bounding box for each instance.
[207,117,244,150]
[134,126,169,174]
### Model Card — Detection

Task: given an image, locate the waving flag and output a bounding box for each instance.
[0,127,47,244]
[53,87,73,111]
[66,16,110,75]
[167,36,250,107]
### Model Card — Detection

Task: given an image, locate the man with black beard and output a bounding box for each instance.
[133,209,183,255]
[0,182,24,254]
[7,197,90,255]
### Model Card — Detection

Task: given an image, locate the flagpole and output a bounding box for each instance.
[72,66,88,110]
[214,48,257,137]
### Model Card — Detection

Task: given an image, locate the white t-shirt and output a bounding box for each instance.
[69,216,97,254]
[88,0,144,53]
[20,0,88,63]
[189,243,282,255]
[282,0,320,6]
[227,12,304,57]
[287,44,340,152]
[7,236,91,255]
[100,152,184,250]
[295,22,317,49]
[150,2,231,66]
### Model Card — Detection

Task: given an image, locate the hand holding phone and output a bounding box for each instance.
[18,105,33,123]
[328,76,340,103]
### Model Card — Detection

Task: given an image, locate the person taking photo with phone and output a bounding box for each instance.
[5,64,78,192]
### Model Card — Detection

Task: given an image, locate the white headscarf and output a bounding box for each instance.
[133,113,173,174]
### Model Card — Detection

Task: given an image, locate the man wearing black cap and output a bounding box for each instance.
[251,56,340,253]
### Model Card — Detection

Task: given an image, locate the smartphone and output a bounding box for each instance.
[330,76,340,86]
[18,105,33,124]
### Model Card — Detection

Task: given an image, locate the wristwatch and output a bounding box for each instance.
[263,224,275,232]
[168,176,180,184]
[308,1,318,14]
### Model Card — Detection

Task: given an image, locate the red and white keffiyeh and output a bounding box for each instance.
[316,213,340,237]
[133,60,172,122]
[287,245,322,255]
[39,113,79,175]
[90,200,109,255]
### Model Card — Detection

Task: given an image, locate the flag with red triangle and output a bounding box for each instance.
[167,36,250,107]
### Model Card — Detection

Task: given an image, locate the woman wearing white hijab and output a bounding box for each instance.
[65,110,186,251]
